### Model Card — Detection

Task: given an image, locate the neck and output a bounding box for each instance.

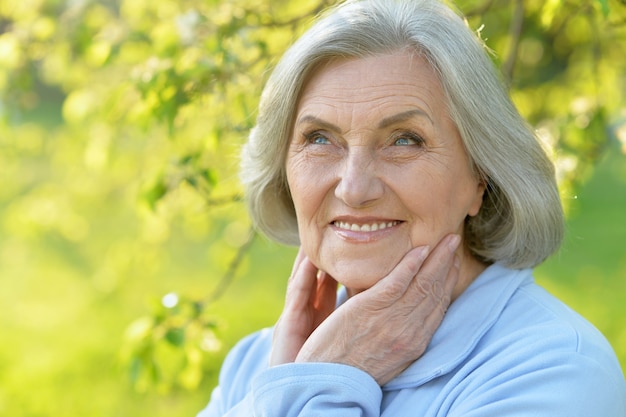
[452,248,488,301]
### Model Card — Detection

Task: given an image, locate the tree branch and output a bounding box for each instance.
[202,227,257,306]
[204,194,243,207]
[502,0,525,84]
[259,1,334,28]
[464,0,497,18]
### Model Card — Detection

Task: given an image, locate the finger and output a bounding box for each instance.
[420,256,460,339]
[364,245,430,306]
[419,252,460,328]
[443,254,461,302]
[430,252,460,315]
[401,254,460,359]
[404,234,460,304]
[284,252,320,311]
[288,247,309,283]
[314,272,338,312]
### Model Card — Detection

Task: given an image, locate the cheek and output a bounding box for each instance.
[401,175,475,239]
[286,158,329,231]
[287,154,337,207]
[288,175,322,221]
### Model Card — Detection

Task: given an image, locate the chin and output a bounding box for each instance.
[329,260,397,293]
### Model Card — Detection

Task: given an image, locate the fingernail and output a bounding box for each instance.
[447,234,461,251]
[453,254,461,268]
[414,245,429,260]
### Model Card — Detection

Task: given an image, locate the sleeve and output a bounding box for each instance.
[197,330,384,417]
[248,363,383,417]
[446,348,626,416]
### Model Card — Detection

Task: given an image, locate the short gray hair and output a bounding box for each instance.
[240,0,564,269]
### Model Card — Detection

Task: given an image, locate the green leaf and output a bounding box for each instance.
[128,357,143,385]
[541,0,561,27]
[597,0,610,17]
[142,175,168,210]
[164,327,185,347]
[202,168,218,187]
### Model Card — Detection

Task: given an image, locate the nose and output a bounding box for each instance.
[334,148,384,208]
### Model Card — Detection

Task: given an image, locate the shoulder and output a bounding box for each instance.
[463,266,619,367]
[497,276,620,370]
[455,273,626,414]
[435,267,626,416]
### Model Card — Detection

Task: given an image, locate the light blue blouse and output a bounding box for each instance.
[198,264,626,416]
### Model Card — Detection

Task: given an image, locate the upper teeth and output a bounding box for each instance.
[334,221,399,232]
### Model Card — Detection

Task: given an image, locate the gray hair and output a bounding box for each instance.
[240,0,564,269]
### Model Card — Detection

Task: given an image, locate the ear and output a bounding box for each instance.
[467,179,486,217]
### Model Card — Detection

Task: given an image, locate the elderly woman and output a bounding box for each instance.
[198,0,626,415]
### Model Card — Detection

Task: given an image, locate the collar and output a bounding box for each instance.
[379,263,532,390]
[336,264,533,389]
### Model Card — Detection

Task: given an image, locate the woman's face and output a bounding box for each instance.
[286,51,485,293]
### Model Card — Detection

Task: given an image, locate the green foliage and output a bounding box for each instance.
[122,293,220,392]
[0,0,625,415]
[462,0,626,202]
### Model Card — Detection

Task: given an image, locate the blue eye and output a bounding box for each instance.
[394,137,413,146]
[305,131,331,145]
[393,133,424,146]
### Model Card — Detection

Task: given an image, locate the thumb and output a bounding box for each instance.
[314,271,338,313]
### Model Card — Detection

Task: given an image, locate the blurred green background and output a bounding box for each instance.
[0,0,625,415]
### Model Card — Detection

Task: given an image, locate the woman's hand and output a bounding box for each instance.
[270,248,339,366]
[271,234,460,386]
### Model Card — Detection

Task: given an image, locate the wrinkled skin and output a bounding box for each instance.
[271,51,487,385]
[271,236,461,385]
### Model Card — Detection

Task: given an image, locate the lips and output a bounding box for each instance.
[332,220,401,232]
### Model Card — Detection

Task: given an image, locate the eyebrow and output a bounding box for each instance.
[378,109,433,129]
[296,115,343,133]
[296,109,432,133]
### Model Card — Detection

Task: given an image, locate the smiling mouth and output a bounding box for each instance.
[332,220,401,232]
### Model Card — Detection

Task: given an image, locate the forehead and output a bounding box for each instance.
[296,51,446,119]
